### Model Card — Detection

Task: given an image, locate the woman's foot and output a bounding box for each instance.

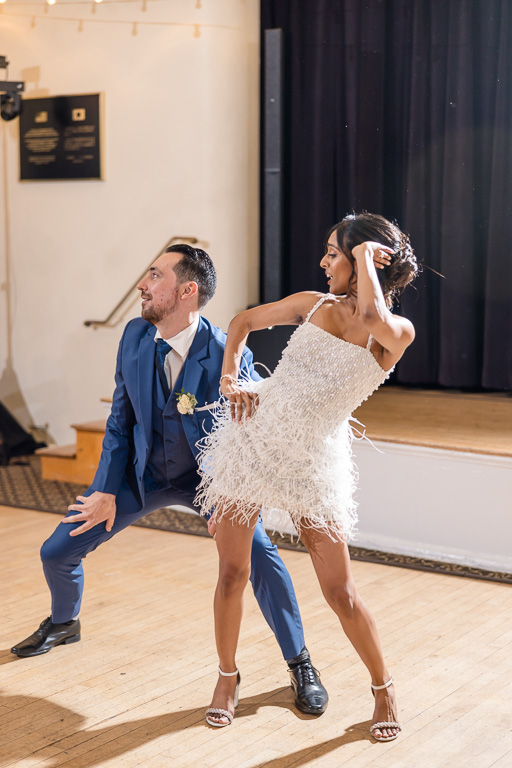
[205,668,240,727]
[370,678,401,742]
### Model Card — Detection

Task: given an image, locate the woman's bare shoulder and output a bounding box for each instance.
[286,291,327,323]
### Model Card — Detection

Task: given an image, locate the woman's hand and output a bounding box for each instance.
[352,241,393,270]
[207,515,217,540]
[220,375,259,423]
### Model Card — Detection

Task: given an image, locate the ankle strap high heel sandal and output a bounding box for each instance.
[205,667,241,728]
[369,676,401,742]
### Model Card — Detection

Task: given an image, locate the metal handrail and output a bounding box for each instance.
[83,236,199,329]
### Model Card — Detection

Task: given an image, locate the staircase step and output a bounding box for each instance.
[36,417,108,485]
[37,419,107,485]
[37,442,90,483]
[36,443,76,459]
[71,419,107,434]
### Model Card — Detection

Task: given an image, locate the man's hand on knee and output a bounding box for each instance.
[63,491,117,536]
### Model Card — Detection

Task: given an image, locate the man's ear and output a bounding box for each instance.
[180,281,199,301]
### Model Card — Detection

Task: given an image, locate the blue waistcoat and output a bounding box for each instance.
[144,362,199,494]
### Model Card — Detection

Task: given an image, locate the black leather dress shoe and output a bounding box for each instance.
[11,617,81,657]
[287,648,328,715]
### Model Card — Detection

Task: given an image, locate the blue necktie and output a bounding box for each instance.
[155,339,172,400]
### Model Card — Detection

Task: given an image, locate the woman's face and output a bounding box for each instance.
[319,231,354,294]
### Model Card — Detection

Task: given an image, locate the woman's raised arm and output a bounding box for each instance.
[352,242,415,362]
[221,292,319,386]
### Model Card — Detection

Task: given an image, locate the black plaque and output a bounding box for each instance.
[19,93,103,181]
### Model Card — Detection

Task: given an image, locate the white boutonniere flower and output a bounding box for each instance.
[176,389,198,415]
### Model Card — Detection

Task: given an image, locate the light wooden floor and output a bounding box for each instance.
[1,506,511,768]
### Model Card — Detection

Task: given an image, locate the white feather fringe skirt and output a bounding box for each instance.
[194,376,359,542]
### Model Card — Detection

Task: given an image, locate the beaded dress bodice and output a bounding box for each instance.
[269,295,391,428]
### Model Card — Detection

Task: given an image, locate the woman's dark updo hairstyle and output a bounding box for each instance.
[328,212,418,307]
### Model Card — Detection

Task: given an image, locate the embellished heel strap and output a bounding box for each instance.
[218,667,239,677]
[371,676,394,691]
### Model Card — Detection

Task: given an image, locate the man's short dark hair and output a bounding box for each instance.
[166,243,217,308]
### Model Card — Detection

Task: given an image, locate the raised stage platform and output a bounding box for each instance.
[350,387,512,575]
[355,387,512,457]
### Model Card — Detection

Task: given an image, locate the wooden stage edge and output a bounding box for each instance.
[354,386,512,457]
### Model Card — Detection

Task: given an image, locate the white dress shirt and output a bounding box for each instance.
[154,315,200,390]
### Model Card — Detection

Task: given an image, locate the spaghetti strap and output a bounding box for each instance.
[366,334,373,350]
[304,293,334,324]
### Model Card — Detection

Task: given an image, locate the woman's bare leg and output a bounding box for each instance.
[299,527,399,739]
[207,506,258,725]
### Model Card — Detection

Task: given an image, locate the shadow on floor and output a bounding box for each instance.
[0,685,372,767]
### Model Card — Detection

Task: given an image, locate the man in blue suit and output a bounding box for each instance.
[11,244,328,715]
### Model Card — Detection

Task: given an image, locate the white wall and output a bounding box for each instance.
[353,441,512,573]
[0,0,260,443]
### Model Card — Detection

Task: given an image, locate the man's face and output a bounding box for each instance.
[136,252,183,324]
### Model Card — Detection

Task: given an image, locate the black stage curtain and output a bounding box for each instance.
[261,0,512,390]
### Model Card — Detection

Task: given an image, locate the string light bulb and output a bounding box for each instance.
[47,0,57,6]
[94,0,103,4]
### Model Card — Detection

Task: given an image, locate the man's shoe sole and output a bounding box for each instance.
[294,700,328,715]
[11,633,81,657]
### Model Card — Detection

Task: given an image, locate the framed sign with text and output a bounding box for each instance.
[19,93,104,181]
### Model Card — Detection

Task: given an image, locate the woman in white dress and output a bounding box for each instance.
[196,213,418,740]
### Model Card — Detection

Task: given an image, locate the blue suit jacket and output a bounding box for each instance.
[91,315,260,502]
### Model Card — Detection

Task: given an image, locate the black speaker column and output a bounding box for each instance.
[262,28,284,304]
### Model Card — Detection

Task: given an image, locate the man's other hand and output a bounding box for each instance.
[63,491,117,536]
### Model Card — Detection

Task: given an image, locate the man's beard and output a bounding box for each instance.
[140,290,179,324]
